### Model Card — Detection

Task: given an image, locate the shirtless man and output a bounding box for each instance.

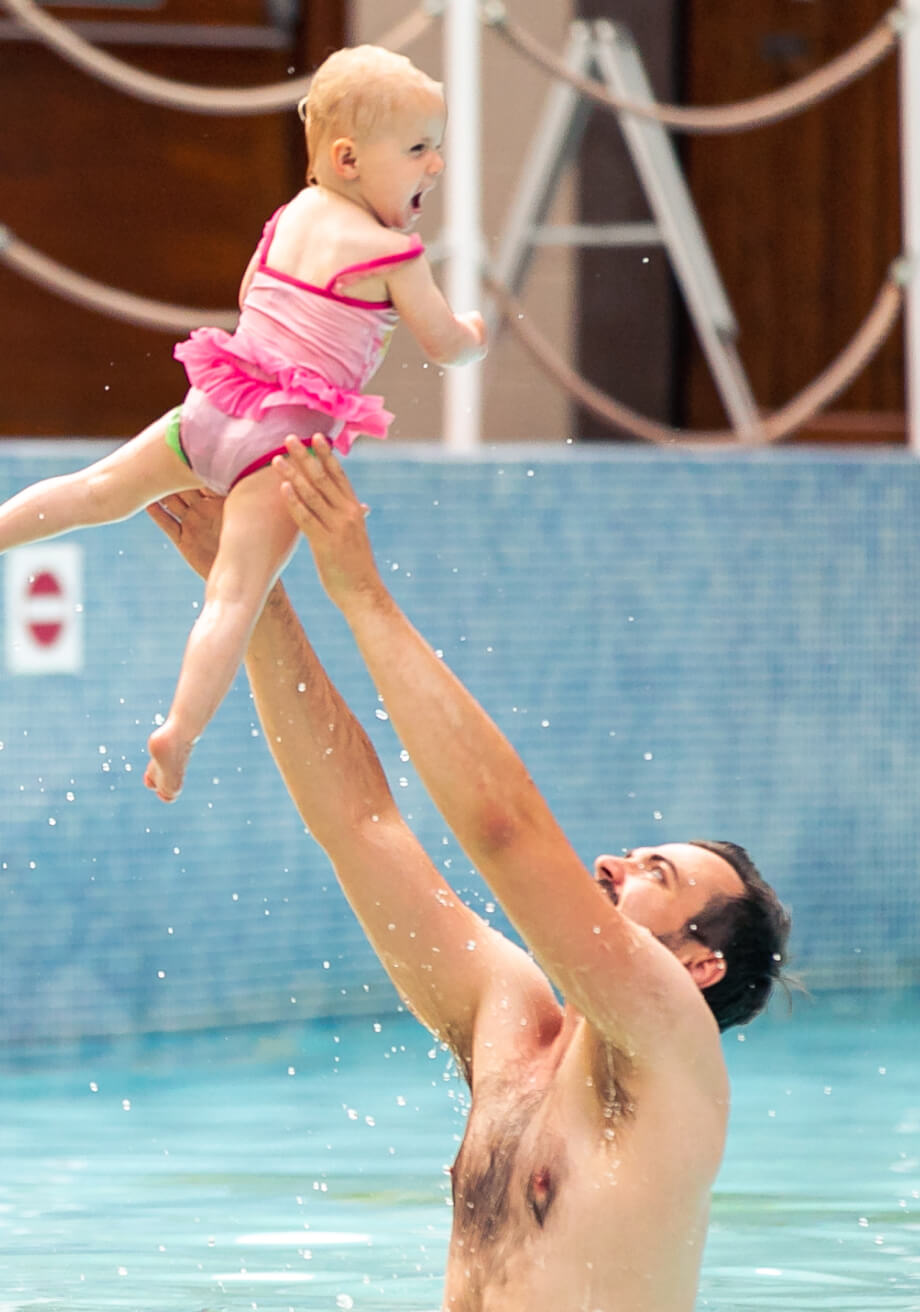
[151,437,790,1312]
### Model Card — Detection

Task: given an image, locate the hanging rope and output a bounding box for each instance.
[485,5,901,134]
[485,270,906,445]
[0,0,437,114]
[0,0,908,443]
[0,227,237,334]
[2,216,902,445]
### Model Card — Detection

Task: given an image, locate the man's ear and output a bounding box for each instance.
[330,136,359,178]
[682,947,726,992]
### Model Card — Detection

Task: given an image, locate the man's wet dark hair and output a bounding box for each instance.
[683,840,791,1032]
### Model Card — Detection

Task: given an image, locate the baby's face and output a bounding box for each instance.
[354,91,447,231]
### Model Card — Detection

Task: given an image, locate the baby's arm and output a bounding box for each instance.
[386,255,487,367]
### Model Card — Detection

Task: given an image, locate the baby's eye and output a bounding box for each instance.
[409,143,426,155]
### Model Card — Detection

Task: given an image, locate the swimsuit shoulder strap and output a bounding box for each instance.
[327,234,426,294]
[256,204,288,267]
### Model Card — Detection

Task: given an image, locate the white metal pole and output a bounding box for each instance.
[901,0,920,452]
[443,0,482,450]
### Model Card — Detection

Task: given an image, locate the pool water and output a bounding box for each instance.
[0,992,917,1311]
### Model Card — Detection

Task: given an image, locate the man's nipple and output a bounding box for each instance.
[527,1167,554,1227]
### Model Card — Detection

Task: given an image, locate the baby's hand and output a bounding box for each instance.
[456,311,488,362]
[459,310,486,342]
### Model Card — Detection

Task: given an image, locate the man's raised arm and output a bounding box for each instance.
[273,439,719,1062]
[146,492,529,1062]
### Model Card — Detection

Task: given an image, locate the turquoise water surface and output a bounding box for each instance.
[0,992,917,1311]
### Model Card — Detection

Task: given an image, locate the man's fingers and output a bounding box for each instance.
[272,453,324,525]
[277,475,318,535]
[285,435,357,506]
[146,499,181,541]
[274,435,369,548]
[273,438,335,524]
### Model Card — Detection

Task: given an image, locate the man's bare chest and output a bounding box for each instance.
[449,1070,576,1252]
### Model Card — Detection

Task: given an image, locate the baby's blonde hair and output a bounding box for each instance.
[298,45,442,183]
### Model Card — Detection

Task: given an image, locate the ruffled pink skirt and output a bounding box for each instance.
[173,326,392,492]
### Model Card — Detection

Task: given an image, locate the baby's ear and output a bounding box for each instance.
[330,137,359,178]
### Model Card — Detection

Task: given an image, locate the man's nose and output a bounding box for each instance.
[593,854,628,884]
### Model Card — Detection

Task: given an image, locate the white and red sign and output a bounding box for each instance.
[4,545,84,674]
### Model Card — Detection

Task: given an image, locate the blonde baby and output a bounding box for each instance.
[0,45,486,801]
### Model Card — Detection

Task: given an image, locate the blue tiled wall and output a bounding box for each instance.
[1,441,918,1043]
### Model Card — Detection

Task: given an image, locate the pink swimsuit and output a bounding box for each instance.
[171,205,425,494]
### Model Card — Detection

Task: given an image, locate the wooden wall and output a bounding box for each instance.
[0,1,344,438]
[1,2,906,441]
[681,0,903,434]
[575,0,682,440]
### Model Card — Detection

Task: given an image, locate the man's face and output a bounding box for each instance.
[593,843,744,945]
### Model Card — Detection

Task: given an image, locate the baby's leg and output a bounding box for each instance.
[145,467,299,802]
[0,411,203,553]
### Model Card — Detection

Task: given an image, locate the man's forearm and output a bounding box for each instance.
[337,581,558,865]
[245,583,396,847]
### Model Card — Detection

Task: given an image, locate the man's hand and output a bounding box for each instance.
[273,436,381,609]
[146,490,224,581]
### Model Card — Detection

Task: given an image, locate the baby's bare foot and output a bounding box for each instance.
[145,720,193,802]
